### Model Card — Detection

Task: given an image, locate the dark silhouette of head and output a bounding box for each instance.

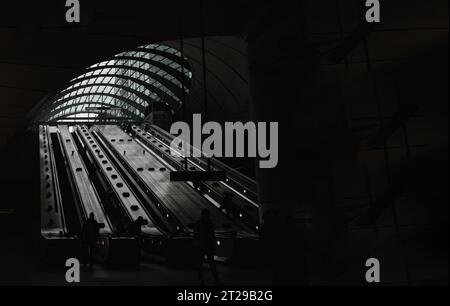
[263,209,280,226]
[201,209,211,220]
[137,216,144,223]
[89,213,95,220]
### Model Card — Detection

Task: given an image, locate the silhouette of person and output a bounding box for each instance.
[220,191,233,217]
[260,209,285,285]
[261,211,309,286]
[130,216,146,237]
[125,123,132,134]
[284,216,309,286]
[81,213,101,269]
[130,216,147,263]
[193,209,222,286]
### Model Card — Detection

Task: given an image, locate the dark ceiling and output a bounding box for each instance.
[0,0,448,147]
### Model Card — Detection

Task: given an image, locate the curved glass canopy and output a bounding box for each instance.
[38,44,192,123]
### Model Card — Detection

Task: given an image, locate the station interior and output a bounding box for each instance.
[0,0,448,286]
